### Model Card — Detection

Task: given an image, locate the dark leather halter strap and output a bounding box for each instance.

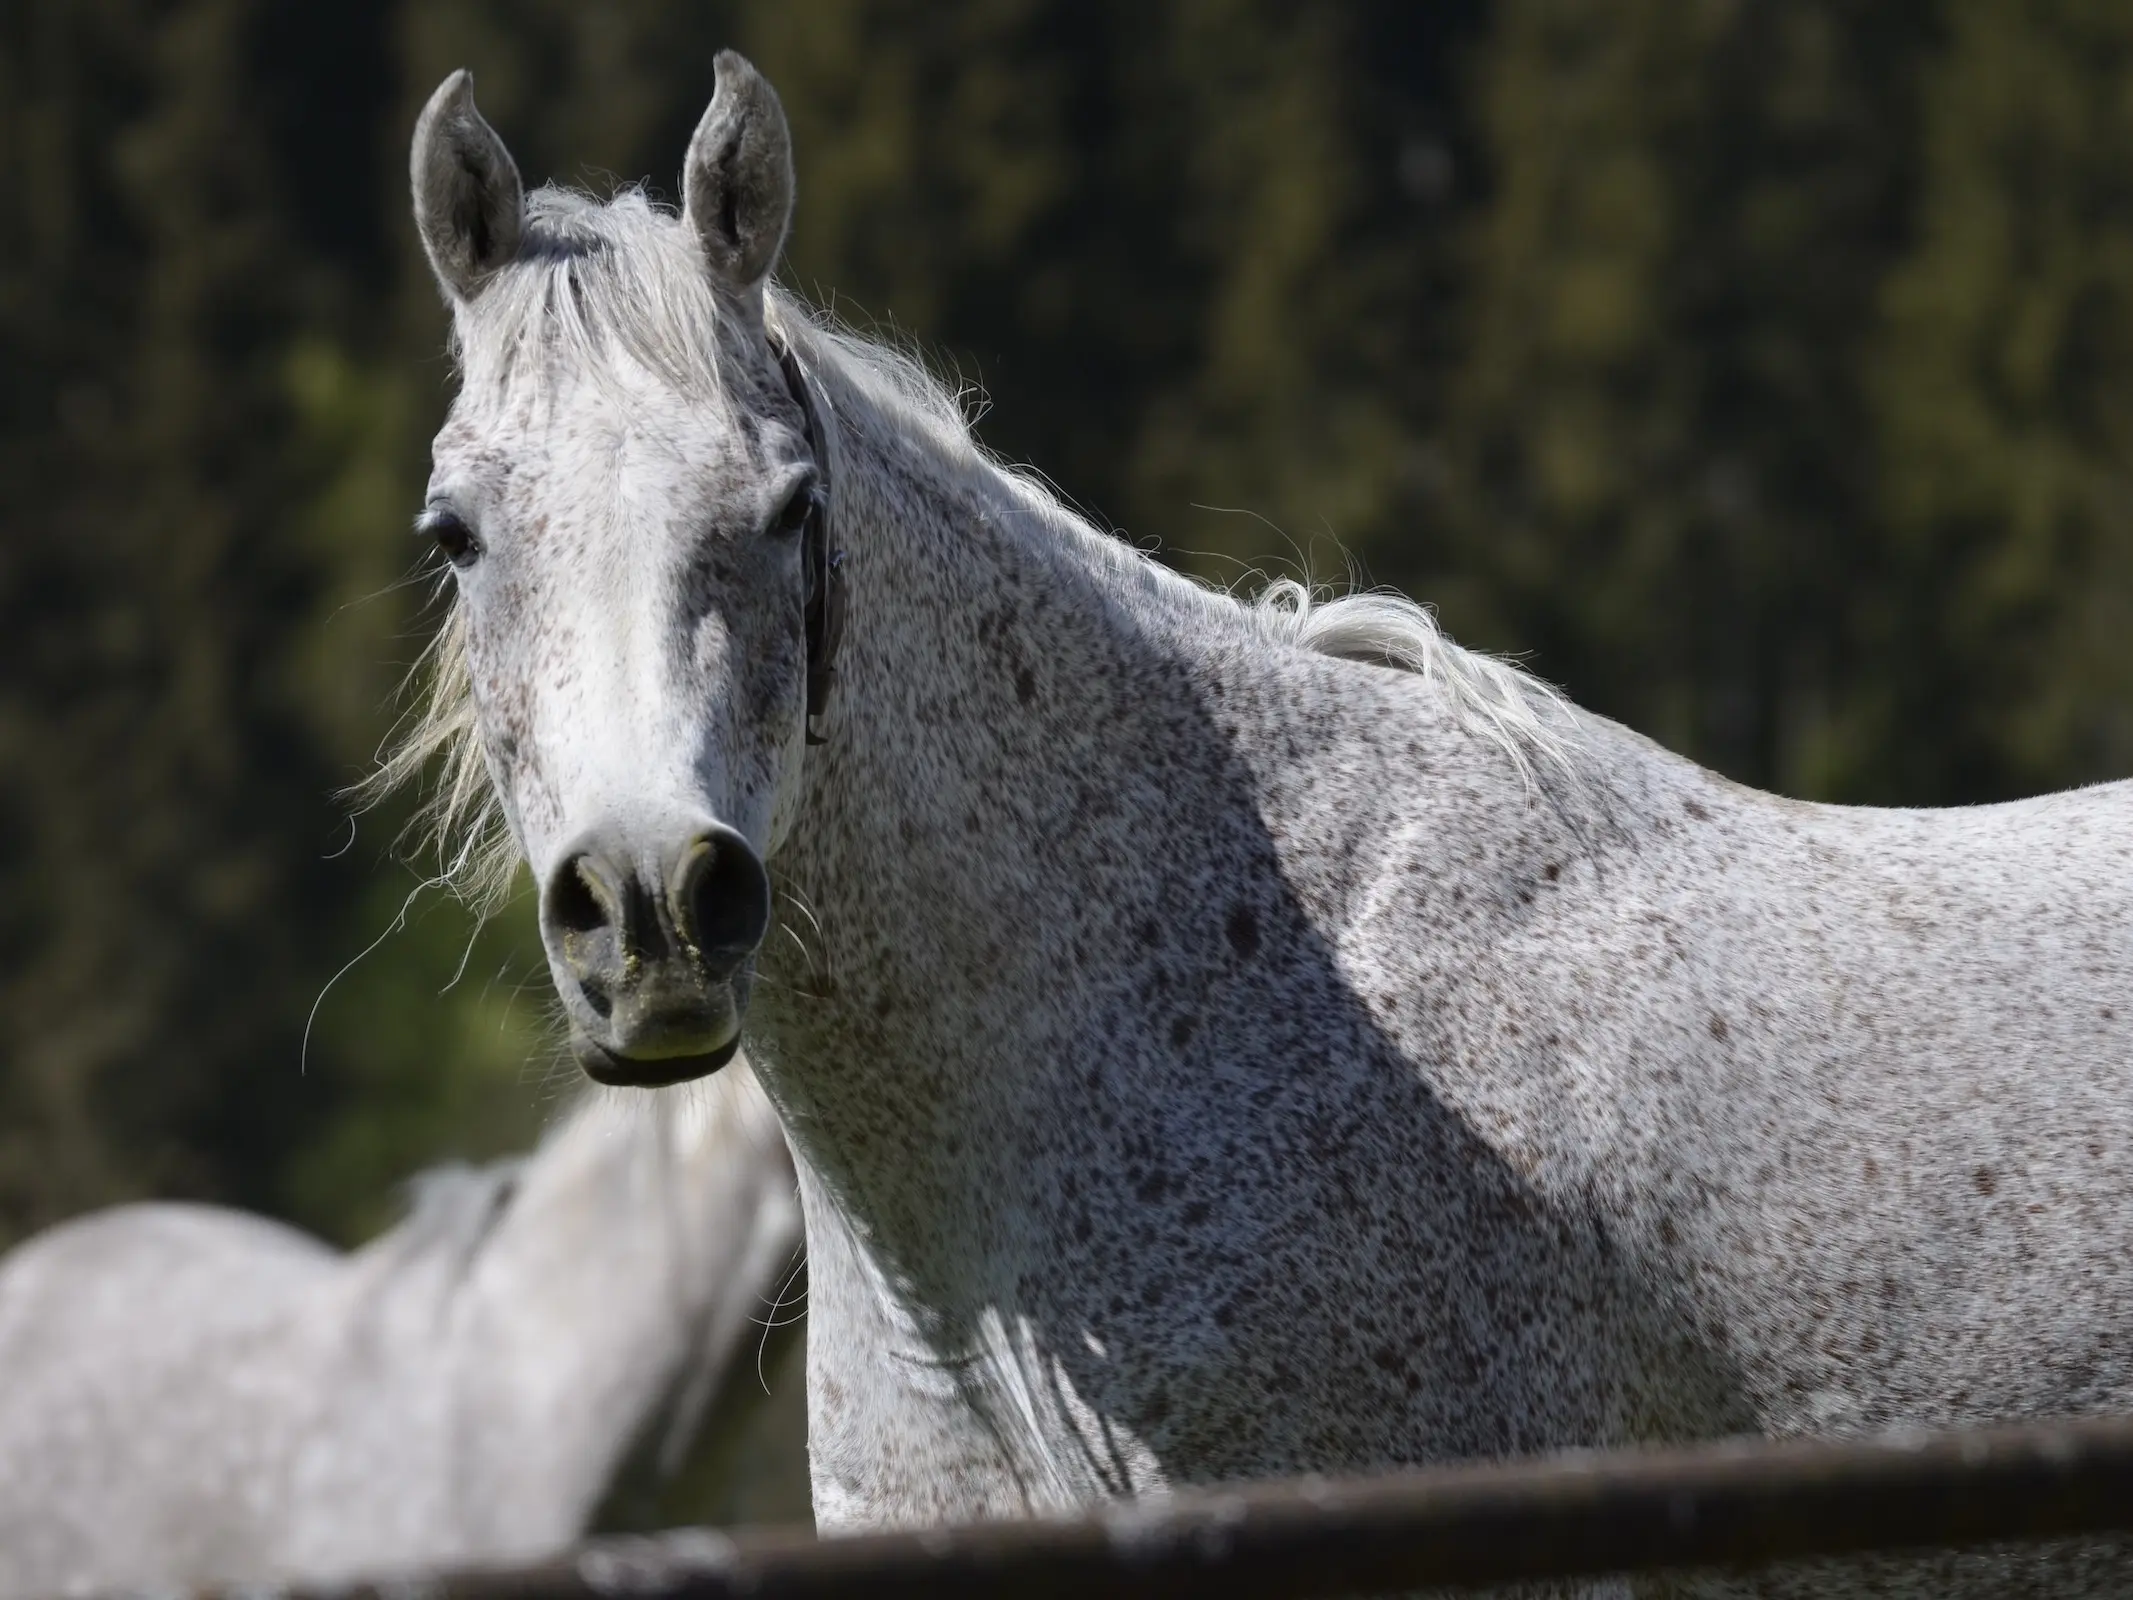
[771,335,846,745]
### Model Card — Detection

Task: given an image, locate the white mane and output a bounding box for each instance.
[372,186,1569,904]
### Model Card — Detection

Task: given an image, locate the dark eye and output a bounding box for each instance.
[769,478,817,540]
[420,508,480,569]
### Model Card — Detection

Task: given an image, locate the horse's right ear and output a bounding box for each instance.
[410,71,524,303]
[682,51,794,305]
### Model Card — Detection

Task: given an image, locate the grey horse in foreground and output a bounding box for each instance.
[0,1062,798,1597]
[395,51,2133,1597]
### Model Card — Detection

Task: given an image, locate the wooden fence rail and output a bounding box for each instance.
[191,1414,2133,1599]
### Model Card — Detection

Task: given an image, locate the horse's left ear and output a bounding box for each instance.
[682,51,794,304]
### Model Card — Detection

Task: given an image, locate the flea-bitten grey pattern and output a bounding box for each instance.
[0,1064,798,1598]
[398,52,2133,1597]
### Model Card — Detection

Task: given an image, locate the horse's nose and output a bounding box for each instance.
[540,820,770,1085]
[666,826,774,963]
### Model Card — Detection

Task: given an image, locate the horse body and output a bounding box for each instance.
[750,379,2133,1535]
[0,1067,799,1596]
[404,56,2133,1594]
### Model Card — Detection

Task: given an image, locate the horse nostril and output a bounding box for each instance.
[546,853,614,938]
[541,849,626,1020]
[671,828,771,967]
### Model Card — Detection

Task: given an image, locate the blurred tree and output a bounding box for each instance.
[1867,0,2133,798]
[0,0,354,1240]
[0,0,546,1250]
[5,0,2131,1282]
[1430,0,1945,797]
[1117,0,1410,572]
[742,0,1484,577]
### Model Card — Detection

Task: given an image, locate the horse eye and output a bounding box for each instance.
[770,480,816,540]
[422,509,480,569]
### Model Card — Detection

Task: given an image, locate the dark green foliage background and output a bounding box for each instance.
[3,0,2129,1294]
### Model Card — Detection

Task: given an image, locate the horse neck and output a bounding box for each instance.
[411,1068,795,1492]
[476,1084,735,1311]
[752,391,1545,1319]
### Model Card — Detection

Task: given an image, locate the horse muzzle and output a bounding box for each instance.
[572,1026,743,1088]
[539,817,770,1087]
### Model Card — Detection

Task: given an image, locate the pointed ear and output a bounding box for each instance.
[410,71,524,302]
[681,51,794,303]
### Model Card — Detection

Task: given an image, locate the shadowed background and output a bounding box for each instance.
[3,0,2131,1524]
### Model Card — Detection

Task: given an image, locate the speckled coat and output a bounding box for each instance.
[409,55,2133,1595]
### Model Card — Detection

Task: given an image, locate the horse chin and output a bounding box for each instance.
[572,1030,744,1088]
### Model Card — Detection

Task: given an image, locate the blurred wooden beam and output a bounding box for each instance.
[179,1413,2133,1599]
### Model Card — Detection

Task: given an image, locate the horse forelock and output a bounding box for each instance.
[452,187,735,411]
[366,184,1571,904]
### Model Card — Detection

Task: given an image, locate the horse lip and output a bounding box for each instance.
[573,1031,743,1087]
[572,979,747,1086]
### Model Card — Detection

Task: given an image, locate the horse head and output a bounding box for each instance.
[408,54,823,1087]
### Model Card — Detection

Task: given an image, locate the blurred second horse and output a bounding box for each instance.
[0,1061,799,1597]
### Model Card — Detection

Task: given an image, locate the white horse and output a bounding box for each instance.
[395,53,2133,1596]
[0,1063,799,1597]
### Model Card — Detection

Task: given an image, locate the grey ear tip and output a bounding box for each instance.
[418,68,481,133]
[411,65,523,299]
[712,49,766,93]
